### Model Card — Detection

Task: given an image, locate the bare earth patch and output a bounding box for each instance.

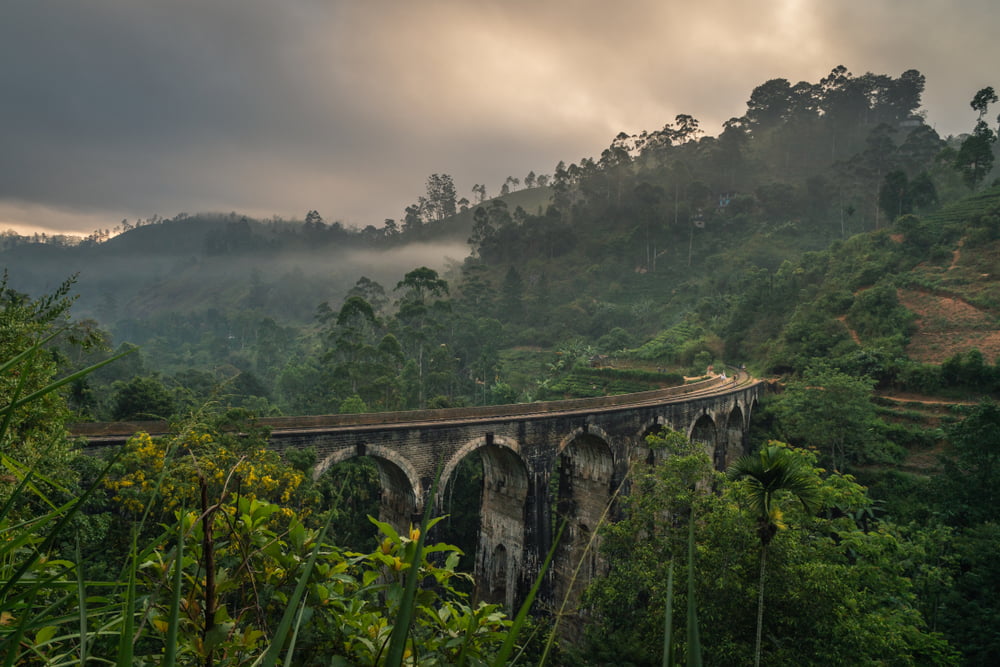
[898,288,1000,364]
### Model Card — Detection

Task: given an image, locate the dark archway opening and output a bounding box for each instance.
[440,442,529,608]
[724,406,745,470]
[691,414,719,469]
[315,455,416,552]
[437,453,484,579]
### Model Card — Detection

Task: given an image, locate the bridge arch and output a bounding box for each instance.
[437,434,524,506]
[437,434,530,609]
[689,412,718,459]
[314,445,423,531]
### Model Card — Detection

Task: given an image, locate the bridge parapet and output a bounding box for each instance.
[70,373,736,442]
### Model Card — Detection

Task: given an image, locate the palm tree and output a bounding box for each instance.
[727,443,820,667]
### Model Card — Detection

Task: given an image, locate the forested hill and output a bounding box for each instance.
[2,65,999,412]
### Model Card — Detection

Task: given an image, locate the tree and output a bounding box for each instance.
[879,169,912,221]
[425,173,458,221]
[345,276,389,315]
[395,267,449,306]
[727,443,821,667]
[499,266,525,322]
[770,365,883,471]
[584,436,954,665]
[0,275,115,504]
[402,203,424,234]
[109,374,177,421]
[744,78,794,131]
[304,209,324,227]
[471,183,487,203]
[936,400,1000,527]
[394,268,450,408]
[954,87,997,190]
[468,206,495,257]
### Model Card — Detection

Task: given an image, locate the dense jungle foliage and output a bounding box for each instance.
[3,67,1000,664]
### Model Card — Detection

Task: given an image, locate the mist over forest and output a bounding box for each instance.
[3,65,1000,664]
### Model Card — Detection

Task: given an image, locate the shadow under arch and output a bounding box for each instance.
[690,411,725,470]
[636,415,672,466]
[722,404,746,470]
[314,445,423,533]
[552,426,615,637]
[436,434,525,506]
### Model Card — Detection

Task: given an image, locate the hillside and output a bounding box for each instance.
[2,66,998,414]
[896,192,1000,363]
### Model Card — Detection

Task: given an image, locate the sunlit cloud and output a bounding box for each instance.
[0,0,996,236]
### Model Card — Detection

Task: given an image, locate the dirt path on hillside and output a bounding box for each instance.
[948,238,964,271]
[836,314,862,345]
[875,391,977,407]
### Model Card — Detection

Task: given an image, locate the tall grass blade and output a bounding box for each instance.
[385,465,443,667]
[686,516,702,667]
[75,536,88,666]
[5,347,134,415]
[258,511,334,667]
[492,519,566,667]
[163,511,186,667]
[540,466,633,666]
[1,453,71,512]
[0,352,31,443]
[0,327,63,376]
[662,559,674,667]
[0,467,36,530]
[115,532,138,667]
[283,597,309,666]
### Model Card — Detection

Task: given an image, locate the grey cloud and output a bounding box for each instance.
[1,0,997,234]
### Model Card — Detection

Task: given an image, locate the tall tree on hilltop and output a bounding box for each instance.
[425,173,458,221]
[744,78,794,131]
[471,183,487,203]
[954,86,998,191]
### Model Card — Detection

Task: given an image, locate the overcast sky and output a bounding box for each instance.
[2,0,998,236]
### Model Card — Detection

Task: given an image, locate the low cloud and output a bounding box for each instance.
[1,0,996,235]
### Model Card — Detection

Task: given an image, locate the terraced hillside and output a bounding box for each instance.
[899,186,1000,363]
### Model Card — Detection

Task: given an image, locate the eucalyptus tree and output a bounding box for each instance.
[954,86,997,190]
[393,267,450,408]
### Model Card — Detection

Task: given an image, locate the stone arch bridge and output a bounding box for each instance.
[75,372,761,615]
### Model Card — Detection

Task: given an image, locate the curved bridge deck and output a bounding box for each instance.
[71,371,754,443]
